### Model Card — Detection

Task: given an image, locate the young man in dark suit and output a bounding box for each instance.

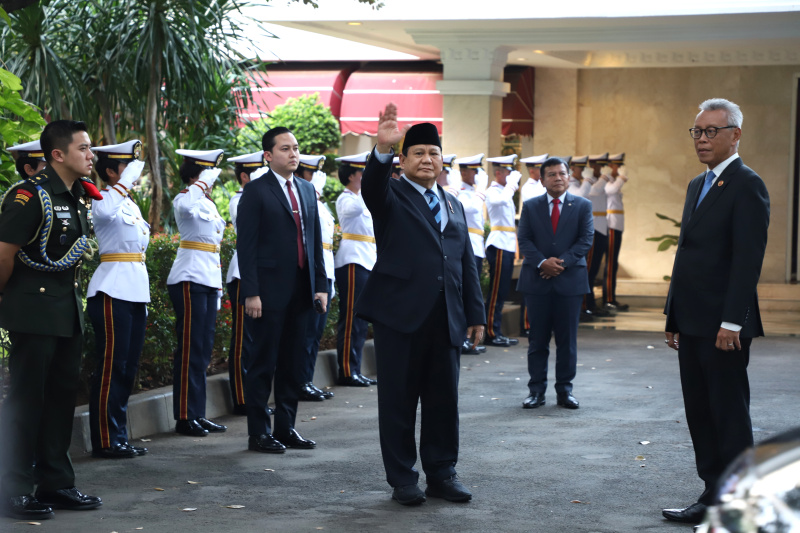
[662,98,770,524]
[355,103,485,506]
[236,127,328,454]
[516,158,594,411]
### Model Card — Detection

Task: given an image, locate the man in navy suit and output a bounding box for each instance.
[236,127,328,454]
[662,99,769,524]
[355,103,486,506]
[517,157,594,410]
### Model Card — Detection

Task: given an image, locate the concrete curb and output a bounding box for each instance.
[70,341,377,456]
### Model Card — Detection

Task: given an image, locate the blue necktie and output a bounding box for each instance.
[425,188,441,226]
[696,170,715,207]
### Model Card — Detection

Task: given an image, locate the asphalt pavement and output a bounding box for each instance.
[3,329,799,533]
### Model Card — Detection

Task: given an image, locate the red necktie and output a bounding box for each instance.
[286,180,306,268]
[551,198,560,233]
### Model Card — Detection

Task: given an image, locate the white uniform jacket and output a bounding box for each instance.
[87,186,150,302]
[167,183,226,288]
[605,176,625,232]
[520,178,546,202]
[456,182,486,259]
[484,181,517,253]
[586,175,609,235]
[225,189,242,284]
[334,189,376,271]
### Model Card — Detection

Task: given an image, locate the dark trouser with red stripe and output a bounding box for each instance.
[485,246,514,339]
[0,323,82,497]
[335,263,369,379]
[603,229,623,304]
[227,279,251,408]
[585,231,608,311]
[373,293,460,488]
[300,278,333,384]
[87,293,146,451]
[168,281,218,421]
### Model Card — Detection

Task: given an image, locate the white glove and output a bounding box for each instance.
[311,170,326,197]
[475,169,489,193]
[581,167,594,180]
[618,165,628,179]
[198,168,221,189]
[601,165,612,177]
[119,159,145,189]
[250,167,269,181]
[506,170,522,189]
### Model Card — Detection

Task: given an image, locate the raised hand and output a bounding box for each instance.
[376,102,411,154]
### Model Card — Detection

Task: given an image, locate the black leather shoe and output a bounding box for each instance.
[579,309,595,322]
[557,393,580,409]
[310,383,334,399]
[197,418,227,432]
[123,442,148,456]
[338,375,370,387]
[2,495,54,520]
[662,502,708,524]
[392,484,426,506]
[425,474,472,502]
[606,300,629,312]
[358,374,377,385]
[461,340,487,355]
[35,487,102,510]
[274,428,316,449]
[298,382,326,401]
[522,393,546,409]
[92,443,137,459]
[248,434,286,454]
[232,404,247,416]
[589,306,612,317]
[175,419,208,437]
[485,335,511,347]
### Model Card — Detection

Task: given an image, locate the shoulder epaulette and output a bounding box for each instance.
[235,190,242,194]
[179,189,188,194]
[28,172,49,185]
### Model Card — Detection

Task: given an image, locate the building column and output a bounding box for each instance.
[533,67,578,157]
[435,45,511,164]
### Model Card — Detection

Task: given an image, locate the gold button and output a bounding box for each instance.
[39,287,45,293]
[74,282,78,287]
[142,230,146,235]
[142,246,146,251]
[78,210,81,215]
[217,230,221,234]
[62,227,68,232]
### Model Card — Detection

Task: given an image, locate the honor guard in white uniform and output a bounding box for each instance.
[296,154,336,401]
[437,154,456,189]
[86,140,149,459]
[452,153,488,355]
[517,154,549,336]
[484,154,521,347]
[568,156,592,198]
[8,140,46,179]
[334,151,377,386]
[603,152,629,312]
[391,156,402,180]
[167,148,228,437]
[585,152,612,318]
[225,150,265,414]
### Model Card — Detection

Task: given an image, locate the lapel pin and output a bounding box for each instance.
[718,181,724,187]
[447,200,454,213]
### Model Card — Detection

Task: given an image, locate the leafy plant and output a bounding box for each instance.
[646,213,681,252]
[0,65,47,189]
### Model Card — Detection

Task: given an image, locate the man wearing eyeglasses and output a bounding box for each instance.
[662,98,770,525]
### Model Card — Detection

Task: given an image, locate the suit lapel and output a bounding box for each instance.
[265,170,293,218]
[398,178,440,232]
[555,193,577,236]
[685,158,742,231]
[536,195,552,235]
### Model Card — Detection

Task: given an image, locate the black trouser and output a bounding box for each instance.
[227,279,251,408]
[0,323,83,497]
[602,229,623,304]
[87,293,146,451]
[168,281,218,421]
[485,246,514,338]
[299,278,332,384]
[524,293,581,395]
[335,264,369,378]
[245,267,312,438]
[678,334,753,505]
[373,293,460,488]
[585,231,608,311]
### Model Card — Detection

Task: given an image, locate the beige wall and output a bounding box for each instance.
[442,94,504,168]
[535,65,799,283]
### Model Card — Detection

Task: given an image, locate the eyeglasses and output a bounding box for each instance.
[689,126,736,139]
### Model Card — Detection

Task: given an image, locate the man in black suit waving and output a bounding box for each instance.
[355,103,485,506]
[662,99,770,524]
[237,127,328,454]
